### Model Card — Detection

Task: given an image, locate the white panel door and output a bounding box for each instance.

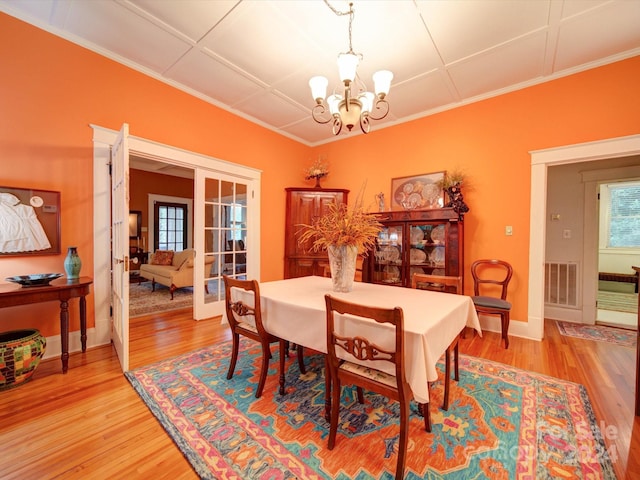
[111,123,130,371]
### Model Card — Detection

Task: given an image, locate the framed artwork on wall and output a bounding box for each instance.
[0,186,61,256]
[390,171,445,210]
[129,210,142,239]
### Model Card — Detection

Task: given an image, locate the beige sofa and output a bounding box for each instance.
[139,249,198,300]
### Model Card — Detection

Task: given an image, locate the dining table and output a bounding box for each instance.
[230,275,482,410]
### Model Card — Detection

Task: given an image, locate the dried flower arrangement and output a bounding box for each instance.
[437,169,470,219]
[297,193,382,254]
[305,156,329,181]
[436,169,466,190]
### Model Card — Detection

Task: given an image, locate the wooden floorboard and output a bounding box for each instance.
[0,307,638,479]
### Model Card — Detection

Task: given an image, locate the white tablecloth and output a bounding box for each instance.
[230,276,481,403]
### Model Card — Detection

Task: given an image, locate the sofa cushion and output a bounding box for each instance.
[140,263,179,279]
[173,249,195,270]
[152,250,174,265]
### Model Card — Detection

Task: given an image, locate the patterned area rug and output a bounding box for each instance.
[597,290,638,314]
[556,321,637,348]
[129,281,192,317]
[126,339,617,479]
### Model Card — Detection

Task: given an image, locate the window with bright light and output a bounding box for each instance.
[603,181,640,248]
[228,203,245,241]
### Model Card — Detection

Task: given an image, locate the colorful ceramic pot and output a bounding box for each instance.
[0,329,47,390]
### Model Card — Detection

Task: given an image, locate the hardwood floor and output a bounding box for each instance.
[0,309,638,479]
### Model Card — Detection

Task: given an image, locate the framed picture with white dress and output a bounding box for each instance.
[0,186,61,256]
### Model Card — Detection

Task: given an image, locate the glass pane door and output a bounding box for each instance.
[408,222,446,280]
[194,169,256,320]
[372,223,403,286]
[203,178,248,304]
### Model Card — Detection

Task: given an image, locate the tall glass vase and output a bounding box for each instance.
[327,244,358,293]
[64,246,82,280]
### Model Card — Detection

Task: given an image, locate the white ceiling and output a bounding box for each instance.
[2,0,639,146]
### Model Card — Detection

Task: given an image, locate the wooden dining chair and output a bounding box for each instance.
[324,294,430,480]
[223,275,297,398]
[411,273,463,411]
[470,259,513,348]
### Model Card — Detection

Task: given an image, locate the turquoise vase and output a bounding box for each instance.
[64,246,82,279]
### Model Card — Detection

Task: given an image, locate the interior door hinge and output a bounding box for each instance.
[108,146,113,176]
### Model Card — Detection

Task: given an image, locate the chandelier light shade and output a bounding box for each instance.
[337,53,359,83]
[309,2,393,135]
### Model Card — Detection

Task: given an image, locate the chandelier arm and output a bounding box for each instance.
[332,115,343,136]
[368,98,390,121]
[311,103,333,124]
[360,113,371,134]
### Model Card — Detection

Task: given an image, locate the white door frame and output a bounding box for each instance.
[528,134,640,340]
[91,125,262,347]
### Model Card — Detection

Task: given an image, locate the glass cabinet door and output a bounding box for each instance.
[408,222,446,282]
[363,210,462,288]
[372,224,403,285]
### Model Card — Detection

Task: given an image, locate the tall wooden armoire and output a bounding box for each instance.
[284,187,349,278]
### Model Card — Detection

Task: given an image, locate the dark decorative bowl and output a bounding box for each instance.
[5,273,63,287]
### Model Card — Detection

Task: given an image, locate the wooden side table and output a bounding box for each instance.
[0,276,92,373]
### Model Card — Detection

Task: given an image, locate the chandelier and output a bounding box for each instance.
[309,1,393,136]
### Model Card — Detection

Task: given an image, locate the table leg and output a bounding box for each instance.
[79,295,87,352]
[59,299,70,374]
[279,339,286,396]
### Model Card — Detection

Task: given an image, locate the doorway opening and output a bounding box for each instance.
[596,179,639,329]
[130,175,195,318]
[92,124,261,371]
[529,134,640,341]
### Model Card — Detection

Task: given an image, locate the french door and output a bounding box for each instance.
[111,123,130,371]
[194,169,258,319]
[95,123,261,372]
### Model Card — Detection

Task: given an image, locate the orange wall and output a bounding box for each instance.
[0,12,639,337]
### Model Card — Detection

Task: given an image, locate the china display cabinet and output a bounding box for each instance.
[284,187,349,278]
[362,208,464,288]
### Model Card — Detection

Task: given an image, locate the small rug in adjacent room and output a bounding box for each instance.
[597,290,638,314]
[129,281,192,317]
[126,339,617,479]
[556,321,637,348]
